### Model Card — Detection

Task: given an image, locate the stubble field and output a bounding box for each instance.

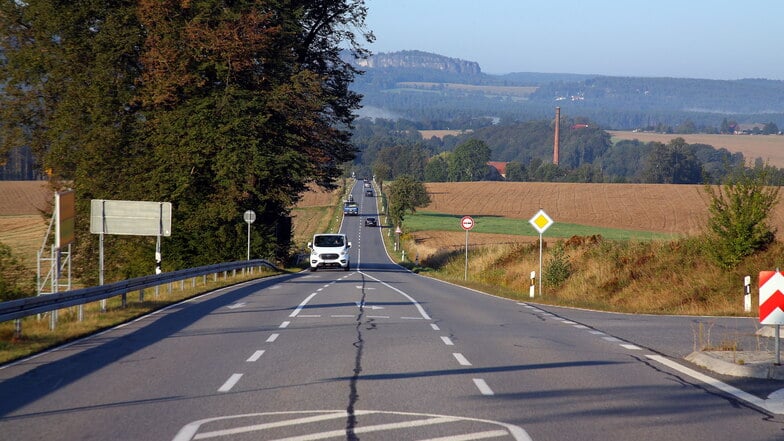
[402,181,784,260]
[0,181,51,270]
[609,131,784,168]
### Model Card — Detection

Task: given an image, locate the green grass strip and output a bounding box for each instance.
[403,211,677,241]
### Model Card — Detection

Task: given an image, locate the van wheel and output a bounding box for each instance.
[310,266,317,272]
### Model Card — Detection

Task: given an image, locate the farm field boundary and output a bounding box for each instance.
[609,131,784,168]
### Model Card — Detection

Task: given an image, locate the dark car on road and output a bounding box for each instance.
[364,217,377,227]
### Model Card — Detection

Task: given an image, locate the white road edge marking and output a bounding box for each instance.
[453,353,472,366]
[218,374,243,392]
[247,350,265,362]
[266,333,279,343]
[473,378,495,396]
[360,272,431,320]
[646,355,784,414]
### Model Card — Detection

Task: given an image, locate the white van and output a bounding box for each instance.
[308,234,351,271]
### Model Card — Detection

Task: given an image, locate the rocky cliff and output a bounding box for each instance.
[357,50,481,75]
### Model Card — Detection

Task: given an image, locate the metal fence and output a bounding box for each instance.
[0,259,277,331]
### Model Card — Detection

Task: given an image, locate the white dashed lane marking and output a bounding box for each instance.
[473,378,495,396]
[218,374,243,393]
[453,353,472,366]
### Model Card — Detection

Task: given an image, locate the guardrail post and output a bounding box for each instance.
[202,275,206,285]
[180,279,185,291]
[191,277,196,288]
[139,288,144,302]
[122,293,127,308]
[14,319,22,339]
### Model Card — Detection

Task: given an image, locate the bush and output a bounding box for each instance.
[544,243,573,286]
[703,165,780,269]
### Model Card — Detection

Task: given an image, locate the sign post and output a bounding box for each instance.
[529,209,554,297]
[759,270,784,365]
[461,216,474,280]
[244,210,256,261]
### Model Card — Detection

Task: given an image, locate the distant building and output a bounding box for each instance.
[487,161,508,178]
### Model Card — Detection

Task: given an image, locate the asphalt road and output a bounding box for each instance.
[1,182,784,440]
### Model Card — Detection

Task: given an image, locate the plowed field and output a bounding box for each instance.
[424,181,784,235]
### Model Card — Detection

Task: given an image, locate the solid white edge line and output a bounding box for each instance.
[218,373,243,392]
[646,355,772,412]
[361,272,431,320]
[473,378,495,396]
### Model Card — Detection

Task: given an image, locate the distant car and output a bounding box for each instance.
[364,217,377,227]
[365,189,373,197]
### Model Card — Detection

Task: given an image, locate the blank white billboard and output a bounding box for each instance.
[90,200,172,237]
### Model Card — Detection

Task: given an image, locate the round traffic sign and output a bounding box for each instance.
[243,210,256,224]
[461,215,474,230]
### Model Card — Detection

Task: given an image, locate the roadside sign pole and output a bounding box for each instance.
[465,228,469,280]
[460,216,474,280]
[538,233,543,297]
[529,210,554,298]
[244,210,256,261]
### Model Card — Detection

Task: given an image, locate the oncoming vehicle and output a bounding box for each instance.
[364,217,377,227]
[308,234,351,271]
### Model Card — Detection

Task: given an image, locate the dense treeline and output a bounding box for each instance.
[0,0,372,282]
[351,117,784,185]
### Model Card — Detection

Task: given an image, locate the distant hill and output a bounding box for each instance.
[350,51,784,129]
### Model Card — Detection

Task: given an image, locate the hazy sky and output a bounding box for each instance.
[363,0,784,81]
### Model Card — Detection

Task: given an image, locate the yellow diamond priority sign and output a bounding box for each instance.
[529,209,553,234]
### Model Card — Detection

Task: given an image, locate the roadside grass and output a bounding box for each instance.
[404,211,677,241]
[393,208,784,318]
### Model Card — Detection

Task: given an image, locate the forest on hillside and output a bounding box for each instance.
[350,117,782,185]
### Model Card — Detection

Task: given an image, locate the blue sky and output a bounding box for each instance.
[363,0,784,80]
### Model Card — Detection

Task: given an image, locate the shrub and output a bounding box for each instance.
[544,243,573,286]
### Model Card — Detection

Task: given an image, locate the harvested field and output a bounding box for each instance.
[419,129,473,140]
[0,181,51,215]
[0,181,52,271]
[609,131,784,168]
[295,184,339,208]
[424,181,784,236]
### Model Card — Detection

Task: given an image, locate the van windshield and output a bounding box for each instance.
[314,235,345,247]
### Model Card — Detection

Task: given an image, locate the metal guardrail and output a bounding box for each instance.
[0,259,277,324]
